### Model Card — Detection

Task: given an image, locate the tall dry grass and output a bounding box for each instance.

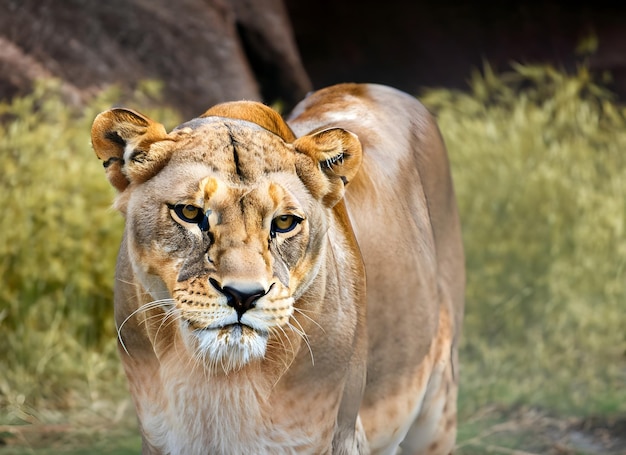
[0,80,179,424]
[422,63,626,417]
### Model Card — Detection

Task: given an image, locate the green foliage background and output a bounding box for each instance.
[422,63,626,416]
[0,81,180,423]
[0,65,624,432]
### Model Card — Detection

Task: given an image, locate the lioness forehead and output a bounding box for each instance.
[193,175,288,211]
[169,117,297,185]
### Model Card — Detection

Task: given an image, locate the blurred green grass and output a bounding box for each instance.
[0,80,180,426]
[421,62,626,418]
[0,64,624,452]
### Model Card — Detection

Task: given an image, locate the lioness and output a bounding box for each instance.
[91,83,464,455]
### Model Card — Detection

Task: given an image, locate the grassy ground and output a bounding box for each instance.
[1,65,625,453]
[427,63,626,454]
[424,63,626,420]
[2,405,625,454]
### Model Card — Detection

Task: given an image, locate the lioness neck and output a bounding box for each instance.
[131,328,341,454]
[123,221,361,454]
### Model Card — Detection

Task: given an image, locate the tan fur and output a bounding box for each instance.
[91,83,464,455]
[201,101,297,143]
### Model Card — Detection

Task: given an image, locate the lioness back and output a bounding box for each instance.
[288,84,465,454]
[92,83,463,455]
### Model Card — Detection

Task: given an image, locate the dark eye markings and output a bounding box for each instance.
[271,214,303,236]
[169,204,210,231]
[169,204,301,237]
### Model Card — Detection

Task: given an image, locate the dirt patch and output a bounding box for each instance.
[562,416,626,455]
[2,407,624,454]
[0,402,140,453]
[458,408,626,455]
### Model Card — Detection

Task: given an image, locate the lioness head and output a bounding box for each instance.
[92,101,362,373]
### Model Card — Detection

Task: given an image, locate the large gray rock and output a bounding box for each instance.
[0,0,311,117]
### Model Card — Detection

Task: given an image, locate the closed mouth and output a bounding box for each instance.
[197,322,267,338]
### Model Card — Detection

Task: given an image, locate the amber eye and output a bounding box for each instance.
[271,215,302,235]
[173,204,205,224]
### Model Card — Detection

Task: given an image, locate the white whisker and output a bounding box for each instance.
[153,306,180,349]
[267,325,298,387]
[293,307,325,334]
[287,317,314,366]
[116,298,175,356]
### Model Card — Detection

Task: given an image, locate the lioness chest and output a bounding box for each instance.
[133,355,345,454]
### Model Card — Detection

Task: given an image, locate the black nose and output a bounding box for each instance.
[223,286,266,319]
[209,278,266,319]
[208,279,265,319]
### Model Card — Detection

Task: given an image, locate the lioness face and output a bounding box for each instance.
[92,104,361,374]
[125,120,329,372]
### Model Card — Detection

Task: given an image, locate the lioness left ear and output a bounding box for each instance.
[91,108,170,192]
[294,128,362,207]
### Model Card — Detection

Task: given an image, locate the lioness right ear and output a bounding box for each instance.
[294,127,363,207]
[91,108,170,192]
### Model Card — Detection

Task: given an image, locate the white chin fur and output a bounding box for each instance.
[189,324,268,374]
